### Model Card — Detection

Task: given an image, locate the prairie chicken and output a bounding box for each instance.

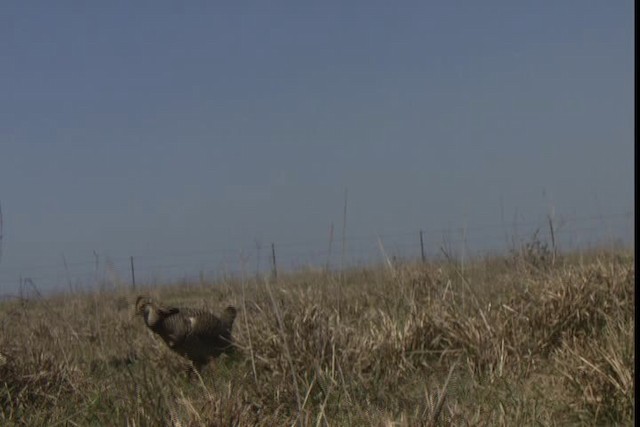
[135,295,237,372]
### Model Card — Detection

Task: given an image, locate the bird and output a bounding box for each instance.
[135,295,237,373]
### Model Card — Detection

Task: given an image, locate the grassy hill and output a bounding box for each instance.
[0,246,634,425]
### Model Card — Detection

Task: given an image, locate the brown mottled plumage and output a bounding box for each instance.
[135,296,237,372]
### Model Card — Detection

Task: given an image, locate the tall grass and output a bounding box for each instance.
[0,245,633,425]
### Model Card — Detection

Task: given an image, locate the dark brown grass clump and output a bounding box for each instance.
[0,247,633,425]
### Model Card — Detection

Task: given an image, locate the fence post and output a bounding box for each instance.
[0,201,3,265]
[547,214,557,265]
[255,239,262,280]
[326,222,334,272]
[419,229,426,263]
[130,256,136,290]
[271,243,277,280]
[339,189,348,317]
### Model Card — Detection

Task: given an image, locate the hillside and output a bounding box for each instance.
[0,247,634,426]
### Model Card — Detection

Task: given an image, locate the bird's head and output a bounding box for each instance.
[134,295,161,327]
[134,295,178,327]
[134,295,152,317]
[221,306,237,328]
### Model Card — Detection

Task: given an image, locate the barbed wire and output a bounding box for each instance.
[0,210,632,293]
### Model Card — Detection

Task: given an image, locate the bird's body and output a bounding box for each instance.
[135,296,237,372]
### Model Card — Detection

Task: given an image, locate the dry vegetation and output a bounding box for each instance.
[0,244,634,426]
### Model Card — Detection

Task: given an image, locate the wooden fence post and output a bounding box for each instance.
[326,222,334,272]
[271,243,277,279]
[130,256,136,290]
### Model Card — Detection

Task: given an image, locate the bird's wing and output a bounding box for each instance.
[186,311,227,340]
[158,309,189,346]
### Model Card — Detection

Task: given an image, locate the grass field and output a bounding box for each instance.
[0,244,634,426]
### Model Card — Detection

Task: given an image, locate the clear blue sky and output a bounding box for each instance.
[0,2,634,292]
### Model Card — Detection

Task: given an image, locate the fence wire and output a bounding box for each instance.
[0,211,632,296]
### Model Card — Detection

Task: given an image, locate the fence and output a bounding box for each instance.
[0,211,632,296]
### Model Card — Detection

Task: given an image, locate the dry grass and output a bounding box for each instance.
[0,246,634,426]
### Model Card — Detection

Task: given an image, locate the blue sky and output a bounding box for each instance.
[0,2,634,292]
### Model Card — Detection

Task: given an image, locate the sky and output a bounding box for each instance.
[0,1,634,293]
